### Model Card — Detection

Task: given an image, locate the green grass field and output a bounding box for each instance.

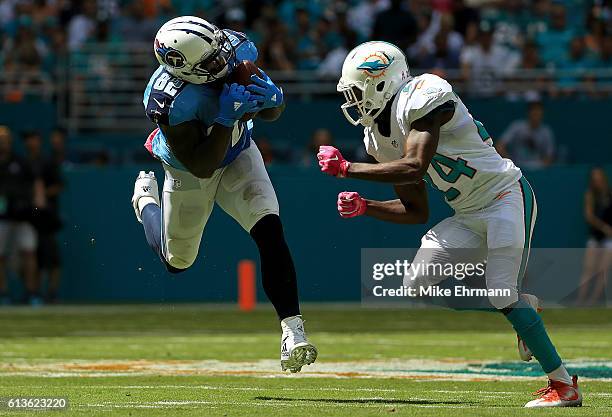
[0,305,610,416]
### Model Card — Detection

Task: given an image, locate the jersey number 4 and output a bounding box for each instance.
[425,154,476,201]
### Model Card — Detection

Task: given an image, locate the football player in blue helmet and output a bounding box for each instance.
[132,16,317,373]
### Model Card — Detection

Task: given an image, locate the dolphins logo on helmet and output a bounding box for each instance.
[356,52,394,78]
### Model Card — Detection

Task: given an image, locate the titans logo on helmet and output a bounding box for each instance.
[357,52,394,78]
[154,39,186,69]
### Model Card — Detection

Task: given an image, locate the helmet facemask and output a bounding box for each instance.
[338,77,394,127]
[191,30,235,83]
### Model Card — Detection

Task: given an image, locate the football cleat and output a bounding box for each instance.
[131,171,160,223]
[280,315,318,373]
[525,375,582,408]
[517,293,542,361]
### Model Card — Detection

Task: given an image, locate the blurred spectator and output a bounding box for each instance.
[372,0,418,52]
[424,29,461,72]
[68,0,97,51]
[317,31,356,79]
[224,8,247,33]
[302,128,333,167]
[23,130,63,303]
[597,35,612,95]
[460,24,519,96]
[1,17,53,101]
[50,127,69,164]
[598,35,612,67]
[116,0,159,43]
[257,17,295,71]
[2,18,48,70]
[44,24,68,74]
[525,0,552,38]
[520,41,543,70]
[555,36,598,95]
[536,3,575,68]
[452,0,480,37]
[584,7,608,55]
[313,16,341,62]
[347,0,390,42]
[293,7,320,70]
[577,167,612,306]
[481,0,526,51]
[497,101,556,169]
[505,40,547,100]
[410,12,463,71]
[334,5,358,47]
[0,126,42,306]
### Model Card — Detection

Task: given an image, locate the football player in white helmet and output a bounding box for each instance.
[132,16,317,373]
[318,41,581,407]
[153,16,238,84]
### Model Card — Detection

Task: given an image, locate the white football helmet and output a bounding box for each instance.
[154,16,234,84]
[337,41,411,127]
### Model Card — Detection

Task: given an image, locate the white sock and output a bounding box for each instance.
[547,365,572,385]
[138,196,158,214]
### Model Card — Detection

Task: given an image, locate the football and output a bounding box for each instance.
[228,60,263,121]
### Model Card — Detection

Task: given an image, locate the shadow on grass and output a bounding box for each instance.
[254,396,474,405]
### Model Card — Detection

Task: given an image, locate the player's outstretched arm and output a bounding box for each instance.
[346,109,453,184]
[318,104,454,185]
[337,182,429,224]
[364,182,429,224]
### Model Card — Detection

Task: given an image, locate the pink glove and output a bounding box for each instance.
[337,191,367,218]
[317,145,351,177]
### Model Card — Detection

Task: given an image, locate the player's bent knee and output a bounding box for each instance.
[165,262,188,274]
[165,243,198,271]
[488,288,519,310]
[166,254,196,270]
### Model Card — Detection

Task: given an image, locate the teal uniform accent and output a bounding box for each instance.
[505,299,563,373]
[506,178,563,375]
[517,176,536,288]
[426,153,477,202]
[473,119,491,141]
[430,154,477,182]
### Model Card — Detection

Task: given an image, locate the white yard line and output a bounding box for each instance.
[0,358,611,382]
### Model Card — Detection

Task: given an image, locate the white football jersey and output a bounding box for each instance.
[363,73,522,213]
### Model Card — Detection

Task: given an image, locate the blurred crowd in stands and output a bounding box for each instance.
[0,0,610,100]
[0,125,65,305]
